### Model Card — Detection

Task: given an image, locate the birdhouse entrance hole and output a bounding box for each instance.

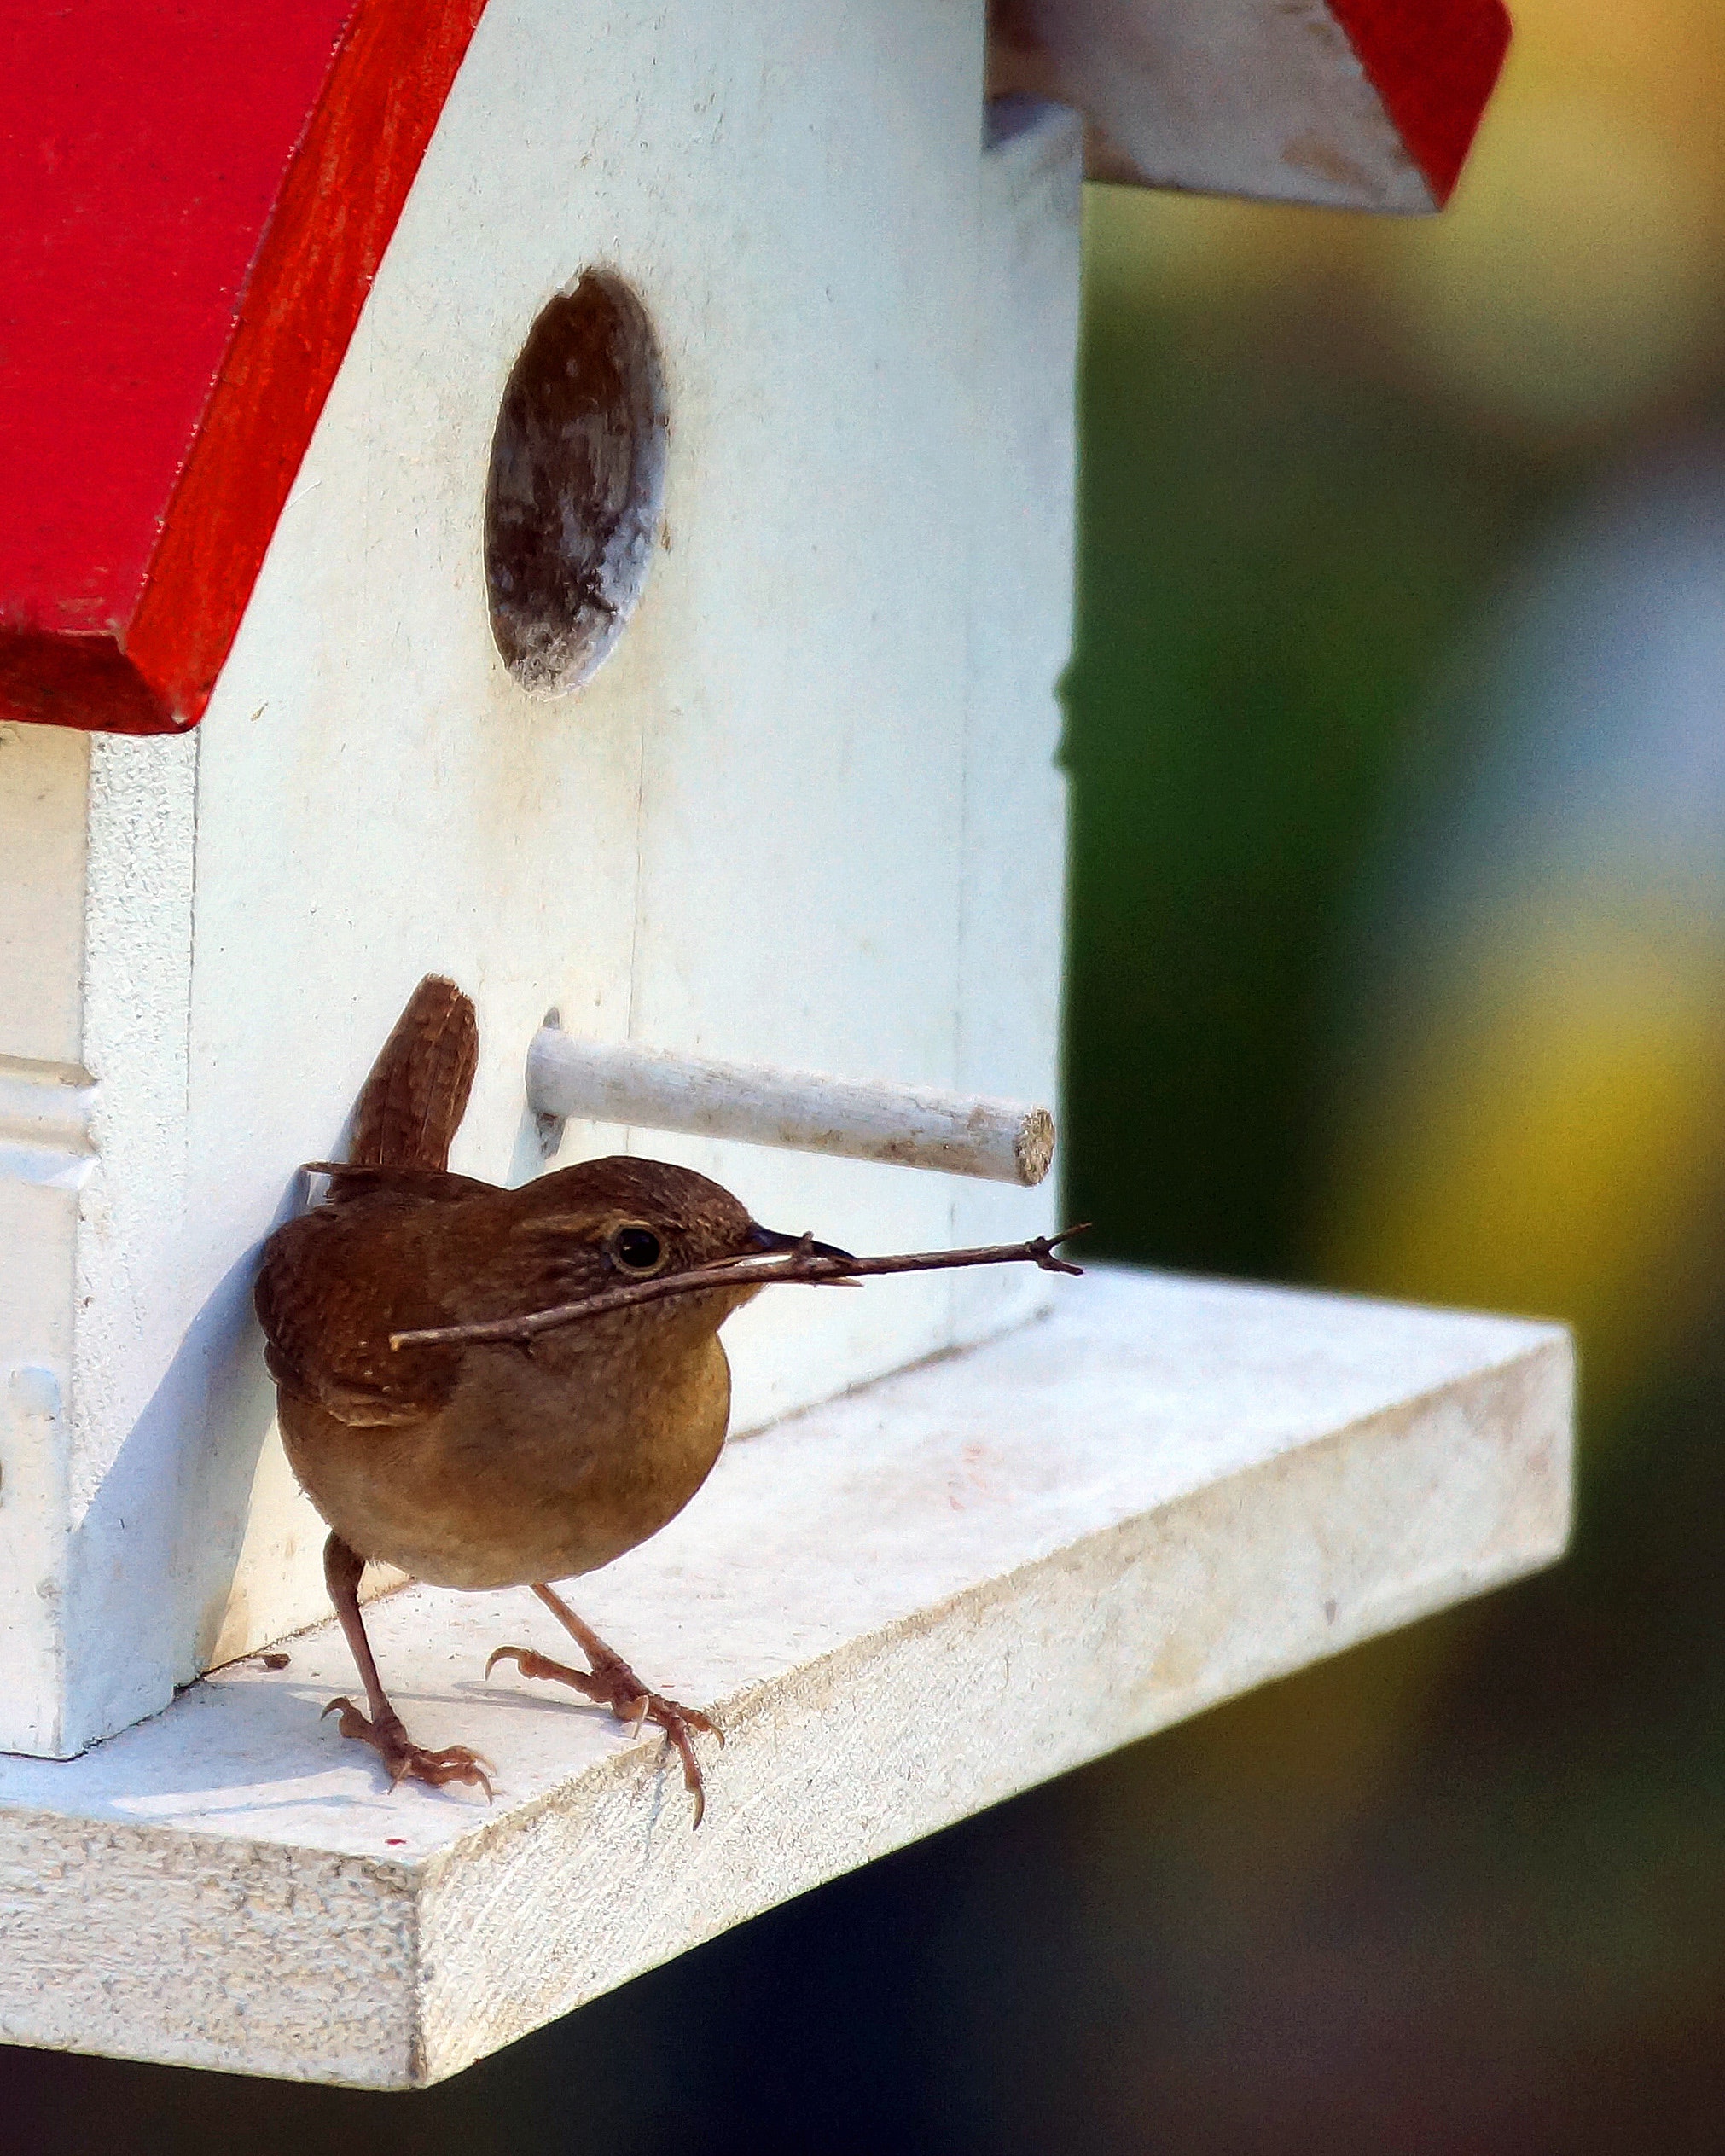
[484,271,668,694]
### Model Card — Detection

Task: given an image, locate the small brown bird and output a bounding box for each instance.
[256,978,1079,1820]
[253,976,856,1817]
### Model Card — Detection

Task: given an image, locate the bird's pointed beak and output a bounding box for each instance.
[746,1222,855,1262]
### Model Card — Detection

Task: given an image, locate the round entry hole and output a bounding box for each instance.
[485,272,668,694]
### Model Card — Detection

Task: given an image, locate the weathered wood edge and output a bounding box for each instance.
[412,1331,1570,2083]
[0,1816,424,2083]
[0,1301,1571,2088]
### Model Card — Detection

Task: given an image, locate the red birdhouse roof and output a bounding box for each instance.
[0,0,488,736]
[0,0,1507,738]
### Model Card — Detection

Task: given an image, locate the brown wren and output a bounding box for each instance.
[253,975,851,1820]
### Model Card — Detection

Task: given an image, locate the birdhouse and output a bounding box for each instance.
[0,0,1564,2089]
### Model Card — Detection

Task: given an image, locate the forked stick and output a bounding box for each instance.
[390,1228,1088,1351]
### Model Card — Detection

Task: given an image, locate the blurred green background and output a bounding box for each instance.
[15,3,1725,2143]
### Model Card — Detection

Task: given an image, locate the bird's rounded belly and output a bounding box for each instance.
[280,1340,732,1592]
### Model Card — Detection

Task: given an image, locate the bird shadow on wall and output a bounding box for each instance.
[63,1194,307,1754]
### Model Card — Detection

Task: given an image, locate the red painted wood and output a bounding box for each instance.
[0,0,488,734]
[0,633,176,735]
[1328,0,1512,206]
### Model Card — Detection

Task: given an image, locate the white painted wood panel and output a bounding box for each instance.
[952,99,1080,1346]
[0,0,1087,1750]
[611,3,990,1436]
[0,1270,1571,2088]
[61,733,198,1752]
[0,722,91,1755]
[0,722,87,1066]
[0,724,199,1756]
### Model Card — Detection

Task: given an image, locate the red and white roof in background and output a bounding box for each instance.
[0,0,1508,740]
[993,0,1511,211]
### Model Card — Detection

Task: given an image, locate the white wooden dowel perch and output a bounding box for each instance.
[527,1022,1055,1187]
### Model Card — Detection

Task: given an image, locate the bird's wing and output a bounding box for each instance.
[254,1191,468,1427]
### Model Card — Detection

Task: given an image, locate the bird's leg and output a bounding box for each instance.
[322,1533,492,1799]
[487,1582,722,1827]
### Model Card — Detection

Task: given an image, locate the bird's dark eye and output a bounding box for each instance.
[612,1225,665,1275]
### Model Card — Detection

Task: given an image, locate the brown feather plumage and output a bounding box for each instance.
[251,979,772,1812]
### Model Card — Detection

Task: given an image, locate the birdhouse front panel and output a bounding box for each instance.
[0,3,1076,1756]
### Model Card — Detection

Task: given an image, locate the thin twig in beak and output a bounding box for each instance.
[390,1228,1089,1351]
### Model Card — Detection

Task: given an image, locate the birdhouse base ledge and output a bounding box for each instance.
[0,1266,1571,2088]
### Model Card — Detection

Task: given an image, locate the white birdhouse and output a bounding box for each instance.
[0,0,1562,2089]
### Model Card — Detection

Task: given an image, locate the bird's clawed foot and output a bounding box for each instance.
[485,1645,723,1827]
[322,1696,494,1800]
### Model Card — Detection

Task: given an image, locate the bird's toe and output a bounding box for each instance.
[322,1695,494,1801]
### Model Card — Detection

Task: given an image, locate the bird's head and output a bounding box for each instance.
[504,1155,848,1318]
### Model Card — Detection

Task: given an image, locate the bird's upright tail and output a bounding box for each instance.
[348,975,479,1171]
